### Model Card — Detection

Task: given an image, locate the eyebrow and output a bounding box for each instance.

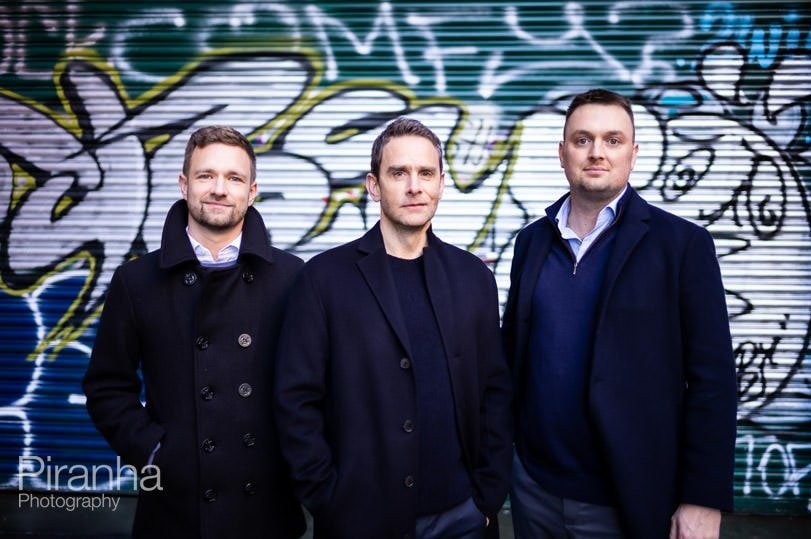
[569,129,627,138]
[193,168,247,177]
[385,165,438,173]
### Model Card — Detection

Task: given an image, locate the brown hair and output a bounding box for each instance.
[369,117,443,178]
[564,89,635,141]
[182,125,256,182]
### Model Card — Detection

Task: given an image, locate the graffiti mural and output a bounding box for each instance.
[0,0,809,514]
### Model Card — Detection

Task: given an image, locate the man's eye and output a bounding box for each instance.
[577,138,589,145]
[230,176,244,182]
[608,138,620,145]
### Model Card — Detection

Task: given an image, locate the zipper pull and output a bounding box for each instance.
[572,260,578,275]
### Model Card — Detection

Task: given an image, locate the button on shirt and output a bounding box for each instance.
[556,186,626,262]
[186,228,242,268]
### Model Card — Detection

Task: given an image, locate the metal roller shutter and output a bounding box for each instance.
[0,0,809,516]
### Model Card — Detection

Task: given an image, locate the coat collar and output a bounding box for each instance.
[158,200,275,269]
[516,186,648,320]
[594,186,650,320]
[355,222,456,358]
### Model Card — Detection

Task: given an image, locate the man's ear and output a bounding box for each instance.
[248,179,258,205]
[365,173,381,202]
[179,174,188,199]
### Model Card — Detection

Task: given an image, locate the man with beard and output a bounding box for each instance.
[274,117,512,538]
[84,126,305,538]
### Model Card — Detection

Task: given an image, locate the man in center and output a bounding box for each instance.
[274,117,512,539]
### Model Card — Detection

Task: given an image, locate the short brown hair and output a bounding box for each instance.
[182,126,256,182]
[564,89,635,141]
[369,117,443,178]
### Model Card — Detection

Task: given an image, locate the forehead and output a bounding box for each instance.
[565,104,634,136]
[190,143,251,169]
[380,135,441,167]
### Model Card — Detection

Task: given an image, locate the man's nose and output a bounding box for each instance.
[406,173,422,194]
[212,176,227,195]
[589,141,605,159]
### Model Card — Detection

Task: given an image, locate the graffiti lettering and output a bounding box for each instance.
[307,2,418,85]
[701,3,811,69]
[0,1,104,79]
[737,434,811,510]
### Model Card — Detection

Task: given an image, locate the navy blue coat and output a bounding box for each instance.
[83,200,306,539]
[274,223,512,539]
[502,188,736,538]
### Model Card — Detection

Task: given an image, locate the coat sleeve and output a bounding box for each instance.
[677,226,737,511]
[82,268,165,469]
[274,268,337,516]
[472,266,514,518]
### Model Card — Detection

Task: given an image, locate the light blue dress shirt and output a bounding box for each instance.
[555,186,627,264]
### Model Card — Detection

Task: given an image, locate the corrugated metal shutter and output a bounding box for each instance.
[1,0,809,515]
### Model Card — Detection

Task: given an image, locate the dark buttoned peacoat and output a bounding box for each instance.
[502,187,737,538]
[83,200,305,539]
[274,223,513,539]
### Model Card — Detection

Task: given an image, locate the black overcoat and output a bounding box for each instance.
[83,200,305,539]
[502,188,737,538]
[274,223,513,539]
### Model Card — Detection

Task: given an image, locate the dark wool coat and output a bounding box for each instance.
[274,223,513,539]
[83,200,306,539]
[502,188,737,538]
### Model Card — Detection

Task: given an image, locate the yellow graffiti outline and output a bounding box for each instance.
[467,121,523,252]
[9,164,36,215]
[0,45,324,362]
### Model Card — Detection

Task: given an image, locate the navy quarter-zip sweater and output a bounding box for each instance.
[517,208,621,505]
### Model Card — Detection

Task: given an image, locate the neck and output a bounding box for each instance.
[566,194,611,239]
[379,220,428,259]
[187,221,242,260]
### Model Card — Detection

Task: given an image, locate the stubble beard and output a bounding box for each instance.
[192,202,246,232]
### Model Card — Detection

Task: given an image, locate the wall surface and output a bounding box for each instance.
[0,0,809,517]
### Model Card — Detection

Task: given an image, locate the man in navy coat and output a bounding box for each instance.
[83,126,305,538]
[274,117,512,539]
[502,90,736,538]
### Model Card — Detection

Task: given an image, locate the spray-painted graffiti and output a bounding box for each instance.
[737,428,811,513]
[1,0,809,513]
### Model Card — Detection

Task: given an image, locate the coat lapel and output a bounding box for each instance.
[356,225,413,355]
[422,234,456,361]
[516,225,555,323]
[515,197,567,323]
[595,188,650,321]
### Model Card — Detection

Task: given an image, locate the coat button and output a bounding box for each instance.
[238,383,253,397]
[202,488,217,502]
[243,482,257,495]
[201,438,215,453]
[183,272,198,286]
[399,357,411,369]
[200,386,215,401]
[404,475,415,488]
[243,433,257,447]
[195,336,209,350]
[402,420,414,433]
[238,333,252,348]
[242,271,254,283]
